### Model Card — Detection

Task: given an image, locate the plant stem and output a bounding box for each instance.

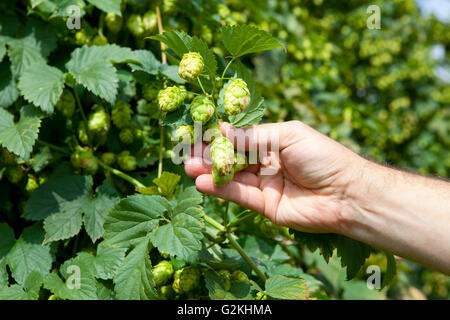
[37,140,71,155]
[227,210,256,229]
[97,159,145,189]
[221,57,236,79]
[156,4,166,178]
[72,87,91,147]
[203,214,268,283]
[197,77,208,96]
[225,233,268,282]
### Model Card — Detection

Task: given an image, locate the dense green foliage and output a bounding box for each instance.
[0,0,448,300]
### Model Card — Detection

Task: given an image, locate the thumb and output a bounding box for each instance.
[219,121,306,151]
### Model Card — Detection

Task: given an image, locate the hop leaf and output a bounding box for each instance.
[190,95,215,124]
[158,86,184,112]
[178,52,204,81]
[211,137,235,186]
[224,78,250,115]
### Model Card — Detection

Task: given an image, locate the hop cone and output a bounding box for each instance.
[105,13,123,34]
[55,89,75,117]
[172,267,200,294]
[152,260,175,287]
[117,151,137,171]
[211,137,235,186]
[142,11,157,35]
[101,152,116,165]
[178,52,204,81]
[143,82,162,100]
[92,34,107,45]
[190,95,215,124]
[234,152,248,172]
[217,269,232,291]
[224,78,250,115]
[71,146,98,175]
[119,128,134,144]
[7,166,24,184]
[231,270,250,284]
[88,104,110,137]
[112,101,133,129]
[173,125,194,144]
[127,14,144,37]
[158,86,184,112]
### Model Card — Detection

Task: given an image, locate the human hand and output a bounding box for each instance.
[184,121,366,234]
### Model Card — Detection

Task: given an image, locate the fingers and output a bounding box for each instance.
[219,121,306,151]
[195,174,265,214]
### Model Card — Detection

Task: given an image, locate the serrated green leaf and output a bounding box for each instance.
[66,45,135,103]
[0,60,19,108]
[221,25,283,58]
[150,30,217,77]
[94,246,127,280]
[0,223,15,258]
[25,172,92,221]
[32,145,52,172]
[0,259,7,288]
[293,231,336,262]
[6,225,52,285]
[51,0,87,17]
[18,62,65,113]
[265,275,309,300]
[113,237,157,300]
[43,206,84,244]
[128,49,160,74]
[335,236,371,280]
[0,105,43,160]
[382,252,396,289]
[87,0,122,15]
[229,96,264,127]
[159,64,185,83]
[152,171,181,199]
[24,271,43,300]
[0,285,29,300]
[150,212,203,264]
[103,195,170,248]
[7,35,46,76]
[162,104,193,126]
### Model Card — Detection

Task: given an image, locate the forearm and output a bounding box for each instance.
[343,159,450,274]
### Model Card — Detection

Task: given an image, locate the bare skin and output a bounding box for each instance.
[185,121,450,275]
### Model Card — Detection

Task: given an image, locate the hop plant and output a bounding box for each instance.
[105,13,123,34]
[178,52,204,81]
[7,166,24,184]
[142,11,157,35]
[92,34,108,46]
[172,266,200,294]
[127,14,144,37]
[234,152,248,172]
[25,174,39,193]
[112,101,133,129]
[211,137,235,186]
[143,82,162,101]
[75,30,90,45]
[101,152,116,166]
[119,128,134,144]
[71,146,98,175]
[217,269,232,291]
[77,122,89,145]
[231,270,250,284]
[203,122,222,143]
[55,89,75,117]
[190,95,215,124]
[158,86,185,112]
[224,79,251,115]
[173,125,194,144]
[159,285,175,299]
[87,104,110,144]
[117,151,137,171]
[152,260,175,287]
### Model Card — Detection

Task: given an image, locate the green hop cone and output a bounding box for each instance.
[112,101,133,129]
[117,151,136,171]
[71,146,98,175]
[211,137,235,186]
[203,122,222,143]
[218,269,232,291]
[231,270,250,284]
[119,128,134,144]
[224,79,251,115]
[105,13,123,34]
[77,122,89,145]
[173,125,194,144]
[254,215,279,238]
[163,0,178,13]
[142,11,157,35]
[25,174,39,193]
[87,104,110,145]
[178,52,204,81]
[143,82,162,101]
[234,152,248,172]
[152,260,175,287]
[158,86,184,112]
[92,34,108,46]
[75,30,90,45]
[127,14,144,37]
[159,285,175,299]
[190,95,215,124]
[55,89,75,117]
[101,152,116,166]
[7,166,24,184]
[179,85,188,101]
[172,266,200,294]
